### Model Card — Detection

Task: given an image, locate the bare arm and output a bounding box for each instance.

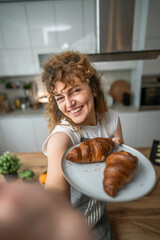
[45,132,73,200]
[112,117,124,144]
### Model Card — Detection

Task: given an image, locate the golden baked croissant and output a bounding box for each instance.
[65,137,115,163]
[103,150,138,197]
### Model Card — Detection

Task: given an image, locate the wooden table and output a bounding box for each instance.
[107,147,160,240]
[0,148,160,240]
[0,152,47,184]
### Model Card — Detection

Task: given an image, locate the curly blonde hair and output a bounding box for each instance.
[42,50,108,133]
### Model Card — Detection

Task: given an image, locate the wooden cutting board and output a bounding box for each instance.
[109,80,131,102]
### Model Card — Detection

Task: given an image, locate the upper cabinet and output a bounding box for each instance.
[143,0,160,75]
[54,0,96,53]
[0,0,96,76]
[0,3,35,75]
[0,30,4,50]
[0,0,159,77]
[26,1,58,48]
[145,0,160,51]
[0,49,35,76]
[55,1,84,50]
[83,0,96,53]
[0,3,30,49]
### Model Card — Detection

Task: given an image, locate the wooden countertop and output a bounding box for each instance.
[0,147,160,240]
[107,147,160,240]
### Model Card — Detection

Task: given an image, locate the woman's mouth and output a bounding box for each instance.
[69,106,83,115]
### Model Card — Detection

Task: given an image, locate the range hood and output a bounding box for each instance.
[88,50,160,62]
[88,0,160,62]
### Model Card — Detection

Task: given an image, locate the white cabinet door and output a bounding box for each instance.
[0,31,4,50]
[119,112,138,147]
[32,116,49,151]
[0,49,35,76]
[26,1,58,48]
[143,0,160,75]
[136,110,160,147]
[55,0,84,51]
[0,3,30,49]
[0,120,7,155]
[0,51,6,76]
[83,0,96,53]
[119,110,160,148]
[0,117,38,152]
[0,3,37,75]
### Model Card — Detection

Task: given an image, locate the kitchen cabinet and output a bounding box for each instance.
[0,31,4,50]
[0,117,38,153]
[55,0,96,53]
[0,51,6,76]
[0,109,159,155]
[136,110,160,147]
[55,1,84,50]
[0,3,30,49]
[0,113,49,155]
[32,116,49,151]
[0,3,36,75]
[83,0,96,53]
[0,0,96,76]
[0,49,35,76]
[0,121,6,154]
[143,0,160,75]
[119,110,160,148]
[26,1,58,48]
[119,112,138,147]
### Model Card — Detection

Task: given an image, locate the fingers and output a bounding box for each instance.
[112,137,121,145]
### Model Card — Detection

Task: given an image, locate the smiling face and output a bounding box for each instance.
[53,76,97,126]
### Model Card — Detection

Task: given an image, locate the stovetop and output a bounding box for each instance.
[150,140,160,166]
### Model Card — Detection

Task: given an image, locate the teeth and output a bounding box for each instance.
[70,107,82,114]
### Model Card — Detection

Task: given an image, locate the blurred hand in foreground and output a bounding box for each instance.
[0,182,95,240]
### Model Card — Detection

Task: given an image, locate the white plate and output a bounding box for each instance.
[62,144,157,202]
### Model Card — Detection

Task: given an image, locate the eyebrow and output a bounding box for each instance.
[54,85,81,96]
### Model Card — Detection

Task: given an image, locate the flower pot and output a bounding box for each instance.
[3,172,18,182]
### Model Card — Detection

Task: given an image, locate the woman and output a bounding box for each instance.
[42,50,124,240]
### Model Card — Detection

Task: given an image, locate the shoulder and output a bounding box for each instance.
[42,121,81,155]
[47,132,73,155]
[104,109,119,122]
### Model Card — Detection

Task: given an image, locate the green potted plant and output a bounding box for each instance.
[23,82,33,98]
[23,82,32,90]
[0,152,35,182]
[0,151,21,181]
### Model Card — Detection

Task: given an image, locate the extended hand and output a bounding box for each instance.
[112,137,122,145]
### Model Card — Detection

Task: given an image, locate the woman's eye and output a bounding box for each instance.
[75,89,80,92]
[71,89,80,94]
[56,97,64,102]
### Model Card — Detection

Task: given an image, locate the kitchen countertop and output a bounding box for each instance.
[0,147,160,240]
[0,103,139,118]
[0,104,159,118]
[0,108,46,118]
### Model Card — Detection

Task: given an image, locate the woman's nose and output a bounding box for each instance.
[65,96,76,108]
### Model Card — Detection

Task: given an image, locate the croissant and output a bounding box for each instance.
[65,137,115,163]
[103,150,138,197]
